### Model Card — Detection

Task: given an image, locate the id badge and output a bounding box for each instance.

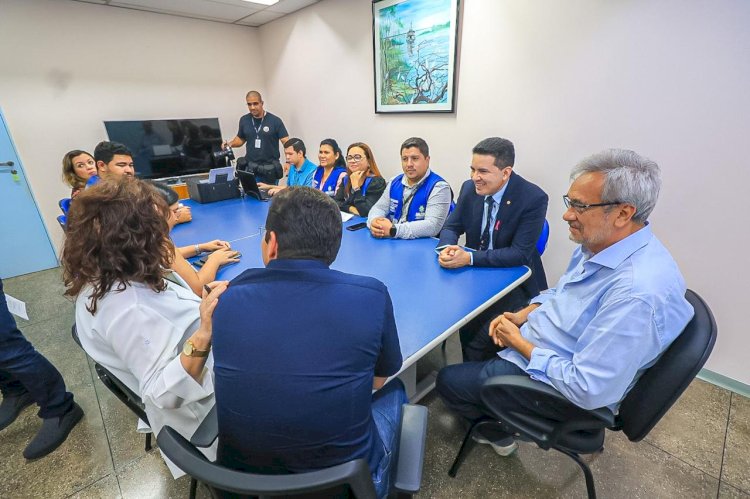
[254,138,261,149]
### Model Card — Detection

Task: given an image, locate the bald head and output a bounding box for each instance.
[246,90,262,100]
[245,91,265,118]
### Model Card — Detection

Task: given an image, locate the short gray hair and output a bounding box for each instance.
[571,149,661,223]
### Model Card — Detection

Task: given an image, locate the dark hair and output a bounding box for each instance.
[148,181,179,206]
[61,149,94,189]
[61,178,173,314]
[400,137,429,158]
[320,138,346,168]
[264,187,342,265]
[94,141,133,165]
[283,138,306,157]
[472,137,515,168]
[344,142,382,195]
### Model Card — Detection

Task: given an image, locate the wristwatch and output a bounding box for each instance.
[389,226,397,237]
[182,339,210,357]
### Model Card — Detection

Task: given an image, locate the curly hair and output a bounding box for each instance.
[61,177,174,314]
[61,150,94,190]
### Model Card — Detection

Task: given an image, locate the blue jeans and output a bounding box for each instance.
[0,278,73,419]
[370,377,408,498]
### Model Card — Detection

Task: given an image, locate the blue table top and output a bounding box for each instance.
[171,197,530,370]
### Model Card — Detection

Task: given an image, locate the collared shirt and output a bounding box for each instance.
[367,168,452,239]
[287,158,317,187]
[469,181,509,265]
[499,224,694,412]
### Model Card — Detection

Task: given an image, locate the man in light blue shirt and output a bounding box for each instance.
[263,138,316,197]
[436,149,694,457]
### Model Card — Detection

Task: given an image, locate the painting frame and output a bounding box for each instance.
[372,0,460,114]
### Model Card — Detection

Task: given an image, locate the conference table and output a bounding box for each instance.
[171,195,530,400]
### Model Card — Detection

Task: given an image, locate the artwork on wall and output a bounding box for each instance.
[372,0,460,113]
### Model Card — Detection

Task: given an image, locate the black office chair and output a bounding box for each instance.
[158,403,429,499]
[71,325,152,452]
[448,289,717,499]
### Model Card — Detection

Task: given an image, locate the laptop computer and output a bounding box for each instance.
[236,170,270,201]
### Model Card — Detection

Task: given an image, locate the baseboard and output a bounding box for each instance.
[698,368,750,399]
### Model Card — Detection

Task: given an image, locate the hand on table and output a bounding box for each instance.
[206,248,241,266]
[370,217,393,238]
[175,205,192,224]
[438,245,471,269]
[200,240,230,252]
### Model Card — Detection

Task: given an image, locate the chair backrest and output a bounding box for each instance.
[157,426,377,498]
[536,219,550,255]
[59,197,71,214]
[617,289,717,441]
[57,214,67,230]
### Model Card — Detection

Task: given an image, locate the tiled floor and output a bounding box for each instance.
[1,268,749,498]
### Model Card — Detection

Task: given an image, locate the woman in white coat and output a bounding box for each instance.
[61,177,227,477]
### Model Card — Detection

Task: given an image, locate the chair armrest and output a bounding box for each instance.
[393,403,428,495]
[483,375,615,426]
[190,405,218,447]
[480,375,615,450]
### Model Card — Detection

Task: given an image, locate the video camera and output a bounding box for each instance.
[212,146,235,166]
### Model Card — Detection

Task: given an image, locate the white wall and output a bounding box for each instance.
[0,0,265,249]
[259,0,750,384]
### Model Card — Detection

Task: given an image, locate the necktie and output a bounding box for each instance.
[479,197,494,251]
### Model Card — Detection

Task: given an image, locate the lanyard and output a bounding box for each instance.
[251,114,265,137]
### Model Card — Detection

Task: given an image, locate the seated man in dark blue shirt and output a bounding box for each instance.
[212,187,406,498]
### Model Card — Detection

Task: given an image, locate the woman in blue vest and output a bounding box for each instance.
[334,142,386,217]
[312,138,347,197]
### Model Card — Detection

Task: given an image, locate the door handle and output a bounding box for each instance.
[0,161,18,175]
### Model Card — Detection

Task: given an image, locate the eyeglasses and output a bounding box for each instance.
[563,195,622,213]
[346,154,364,162]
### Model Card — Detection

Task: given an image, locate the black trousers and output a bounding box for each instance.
[0,278,73,419]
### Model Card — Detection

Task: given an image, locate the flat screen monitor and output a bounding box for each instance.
[104,118,224,179]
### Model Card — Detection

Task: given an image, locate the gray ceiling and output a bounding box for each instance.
[72,0,321,27]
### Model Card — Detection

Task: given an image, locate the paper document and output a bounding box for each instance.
[4,293,29,320]
[341,211,354,222]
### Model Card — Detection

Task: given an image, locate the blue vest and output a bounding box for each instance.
[341,176,374,196]
[313,166,346,197]
[388,171,452,222]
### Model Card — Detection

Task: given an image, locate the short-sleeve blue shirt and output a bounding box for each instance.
[287,158,317,187]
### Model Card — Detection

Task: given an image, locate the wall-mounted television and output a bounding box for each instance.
[104,118,224,180]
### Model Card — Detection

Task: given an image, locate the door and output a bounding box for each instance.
[0,108,58,278]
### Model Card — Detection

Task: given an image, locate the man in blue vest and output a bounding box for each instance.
[367,137,452,239]
[437,137,549,361]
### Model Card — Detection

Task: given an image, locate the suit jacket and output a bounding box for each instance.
[438,172,549,301]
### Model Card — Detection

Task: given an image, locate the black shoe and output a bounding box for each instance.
[23,402,84,460]
[0,392,34,432]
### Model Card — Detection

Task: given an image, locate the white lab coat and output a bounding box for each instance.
[75,274,216,477]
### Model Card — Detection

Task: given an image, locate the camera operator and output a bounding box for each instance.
[222,90,289,185]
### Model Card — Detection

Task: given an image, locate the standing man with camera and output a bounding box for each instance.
[223,90,289,185]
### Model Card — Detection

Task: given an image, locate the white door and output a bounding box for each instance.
[0,108,58,278]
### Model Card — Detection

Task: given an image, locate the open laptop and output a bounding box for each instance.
[236,169,270,201]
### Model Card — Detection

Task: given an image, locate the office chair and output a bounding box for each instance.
[536,219,550,255]
[71,325,152,452]
[158,403,429,499]
[448,289,717,499]
[57,214,67,230]
[59,197,71,214]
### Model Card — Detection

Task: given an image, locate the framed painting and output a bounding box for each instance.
[372,0,460,113]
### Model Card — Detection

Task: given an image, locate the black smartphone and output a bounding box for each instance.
[346,222,368,231]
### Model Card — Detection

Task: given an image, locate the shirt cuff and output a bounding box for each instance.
[161,355,214,404]
[524,347,556,384]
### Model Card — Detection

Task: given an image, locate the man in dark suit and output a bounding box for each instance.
[437,137,549,361]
